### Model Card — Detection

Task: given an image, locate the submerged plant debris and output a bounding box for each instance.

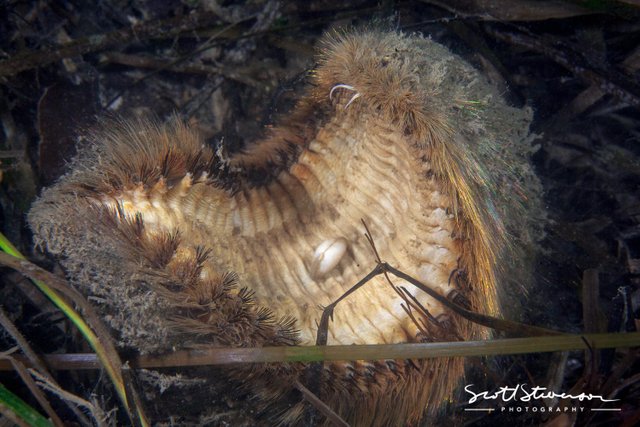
[1,1,639,426]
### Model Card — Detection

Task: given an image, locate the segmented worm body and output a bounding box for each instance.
[29,30,540,425]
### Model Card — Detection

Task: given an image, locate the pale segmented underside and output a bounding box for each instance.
[108,111,460,345]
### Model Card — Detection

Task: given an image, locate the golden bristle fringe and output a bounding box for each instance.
[29,29,541,425]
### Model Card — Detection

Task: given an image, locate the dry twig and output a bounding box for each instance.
[0,12,228,78]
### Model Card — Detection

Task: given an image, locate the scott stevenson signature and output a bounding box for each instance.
[464,384,619,404]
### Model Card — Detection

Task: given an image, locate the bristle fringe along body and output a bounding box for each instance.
[29,30,542,425]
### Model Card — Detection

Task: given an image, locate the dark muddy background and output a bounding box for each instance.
[1,1,639,426]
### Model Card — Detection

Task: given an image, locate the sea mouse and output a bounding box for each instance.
[29,30,542,425]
